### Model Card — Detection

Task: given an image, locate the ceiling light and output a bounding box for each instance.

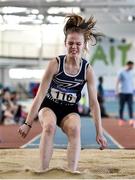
[3,14,37,24]
[31,9,39,15]
[46,15,64,24]
[47,7,80,14]
[46,0,77,2]
[9,69,44,79]
[128,15,133,22]
[3,15,20,24]
[38,14,44,20]
[2,7,27,14]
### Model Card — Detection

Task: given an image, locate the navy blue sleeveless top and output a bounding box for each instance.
[46,55,89,105]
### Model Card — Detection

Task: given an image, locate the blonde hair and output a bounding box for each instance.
[64,14,101,47]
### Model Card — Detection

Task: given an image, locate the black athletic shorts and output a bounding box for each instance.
[38,97,79,127]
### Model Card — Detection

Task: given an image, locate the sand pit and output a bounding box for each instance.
[0,149,135,179]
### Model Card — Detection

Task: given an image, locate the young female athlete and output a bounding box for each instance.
[18,14,107,172]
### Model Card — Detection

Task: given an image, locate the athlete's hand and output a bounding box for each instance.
[96,134,107,150]
[18,124,31,138]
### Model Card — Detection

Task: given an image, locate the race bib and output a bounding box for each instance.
[50,88,77,103]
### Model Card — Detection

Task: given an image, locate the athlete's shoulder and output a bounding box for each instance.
[46,57,60,74]
[118,69,124,76]
[57,55,66,60]
[81,57,88,62]
[81,57,89,65]
[49,57,58,65]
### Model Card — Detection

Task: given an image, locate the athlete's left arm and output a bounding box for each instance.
[86,65,107,150]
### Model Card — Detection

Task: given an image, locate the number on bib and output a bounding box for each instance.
[50,88,77,103]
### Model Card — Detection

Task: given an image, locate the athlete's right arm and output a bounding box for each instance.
[18,58,58,138]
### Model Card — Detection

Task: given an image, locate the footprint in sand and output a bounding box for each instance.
[25,167,82,176]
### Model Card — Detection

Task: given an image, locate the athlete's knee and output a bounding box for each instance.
[67,125,80,138]
[42,123,56,135]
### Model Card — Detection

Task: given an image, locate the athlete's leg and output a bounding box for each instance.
[119,93,126,120]
[127,94,134,126]
[38,108,57,170]
[61,113,81,172]
[127,94,133,119]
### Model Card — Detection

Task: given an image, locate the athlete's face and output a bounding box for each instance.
[65,32,85,59]
[127,64,134,71]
